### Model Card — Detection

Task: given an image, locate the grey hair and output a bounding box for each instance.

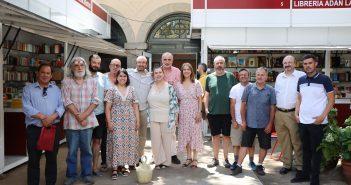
[256,67,268,74]
[65,57,91,79]
[213,55,225,64]
[161,52,173,59]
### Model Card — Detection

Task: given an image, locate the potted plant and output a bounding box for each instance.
[318,108,341,170]
[340,116,351,184]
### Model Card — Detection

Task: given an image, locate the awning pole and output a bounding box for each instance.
[0,25,12,49]
[4,27,21,61]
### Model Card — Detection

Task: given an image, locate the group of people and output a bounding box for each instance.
[22,51,334,185]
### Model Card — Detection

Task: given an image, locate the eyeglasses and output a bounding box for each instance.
[110,64,121,68]
[42,87,48,97]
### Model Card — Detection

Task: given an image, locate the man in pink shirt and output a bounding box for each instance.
[161,52,181,164]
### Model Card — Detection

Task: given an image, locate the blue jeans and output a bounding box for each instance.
[65,128,93,178]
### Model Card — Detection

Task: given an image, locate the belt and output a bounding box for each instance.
[277,107,295,112]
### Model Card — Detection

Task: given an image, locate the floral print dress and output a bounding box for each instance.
[104,86,139,168]
[175,81,203,153]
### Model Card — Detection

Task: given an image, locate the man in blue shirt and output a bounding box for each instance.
[291,54,334,185]
[22,63,65,185]
[232,67,276,176]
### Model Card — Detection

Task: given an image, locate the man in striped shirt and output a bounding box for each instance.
[62,57,100,185]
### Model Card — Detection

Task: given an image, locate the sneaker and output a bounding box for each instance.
[231,166,243,176]
[64,178,77,185]
[100,164,108,172]
[230,161,238,170]
[207,158,219,168]
[249,161,257,171]
[92,171,103,177]
[279,167,292,175]
[82,176,95,185]
[255,165,265,176]
[171,155,181,164]
[224,159,231,168]
[290,171,310,183]
[290,176,310,183]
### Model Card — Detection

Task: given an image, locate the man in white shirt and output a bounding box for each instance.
[127,56,153,162]
[229,69,256,171]
[274,55,305,175]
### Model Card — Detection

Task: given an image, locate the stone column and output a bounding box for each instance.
[125,42,148,68]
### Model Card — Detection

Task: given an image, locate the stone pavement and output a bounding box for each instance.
[0,136,347,185]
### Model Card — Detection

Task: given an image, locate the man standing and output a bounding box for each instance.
[22,64,65,185]
[229,69,256,170]
[274,55,305,175]
[127,56,153,160]
[88,54,105,176]
[232,67,276,176]
[197,63,210,136]
[291,54,334,185]
[161,52,181,164]
[204,55,237,168]
[62,57,99,185]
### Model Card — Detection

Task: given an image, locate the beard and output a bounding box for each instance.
[74,71,85,78]
[89,65,98,73]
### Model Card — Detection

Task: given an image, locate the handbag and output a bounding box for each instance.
[37,125,57,152]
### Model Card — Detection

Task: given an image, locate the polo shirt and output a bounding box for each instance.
[297,73,333,124]
[241,83,276,128]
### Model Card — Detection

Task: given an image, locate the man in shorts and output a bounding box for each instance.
[232,67,276,176]
[229,68,256,170]
[204,55,237,168]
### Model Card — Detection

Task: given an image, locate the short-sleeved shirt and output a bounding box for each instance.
[127,68,153,111]
[297,73,333,124]
[163,66,181,86]
[92,72,105,115]
[229,83,251,124]
[241,83,276,128]
[205,71,237,115]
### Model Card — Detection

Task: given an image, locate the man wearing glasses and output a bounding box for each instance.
[22,63,65,185]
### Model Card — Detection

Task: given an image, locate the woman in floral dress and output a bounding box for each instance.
[175,63,203,168]
[105,68,140,180]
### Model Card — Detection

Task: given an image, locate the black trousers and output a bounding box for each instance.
[299,124,326,185]
[27,125,59,185]
[100,122,107,165]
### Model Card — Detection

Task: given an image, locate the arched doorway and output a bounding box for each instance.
[147,13,200,70]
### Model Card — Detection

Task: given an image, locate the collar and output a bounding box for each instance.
[200,73,207,78]
[253,82,267,90]
[307,72,319,79]
[133,68,149,73]
[282,69,298,78]
[34,82,53,88]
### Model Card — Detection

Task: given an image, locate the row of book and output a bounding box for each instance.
[2,41,63,54]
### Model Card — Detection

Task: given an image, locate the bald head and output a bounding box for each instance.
[109,58,121,74]
[282,55,296,73]
[136,56,148,72]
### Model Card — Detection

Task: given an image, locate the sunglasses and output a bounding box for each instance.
[42,87,48,97]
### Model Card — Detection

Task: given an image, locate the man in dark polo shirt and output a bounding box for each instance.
[291,54,334,185]
[204,55,237,168]
[232,67,276,176]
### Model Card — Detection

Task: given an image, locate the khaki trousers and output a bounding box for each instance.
[274,111,303,170]
[138,110,148,157]
[151,122,172,166]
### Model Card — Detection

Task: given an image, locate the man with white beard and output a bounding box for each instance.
[62,57,100,185]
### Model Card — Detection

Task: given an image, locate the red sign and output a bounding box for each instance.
[193,0,290,9]
[75,0,92,10]
[293,0,351,8]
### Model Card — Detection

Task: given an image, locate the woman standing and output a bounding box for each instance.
[105,69,140,180]
[175,63,203,168]
[148,67,179,169]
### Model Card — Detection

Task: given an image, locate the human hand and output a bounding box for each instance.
[313,115,325,125]
[264,123,273,134]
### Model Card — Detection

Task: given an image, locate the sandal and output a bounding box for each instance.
[100,164,108,172]
[182,159,193,168]
[121,167,130,177]
[191,160,198,168]
[111,170,118,180]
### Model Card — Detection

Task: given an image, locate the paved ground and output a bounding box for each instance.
[0,136,347,185]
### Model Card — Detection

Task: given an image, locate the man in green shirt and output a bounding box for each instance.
[204,55,237,168]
